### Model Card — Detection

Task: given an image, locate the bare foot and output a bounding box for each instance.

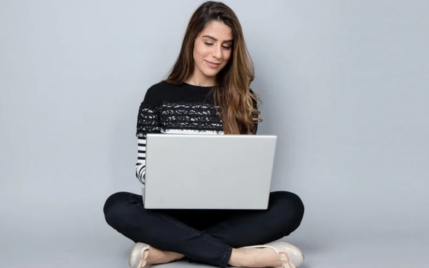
[145,246,184,266]
[229,247,283,267]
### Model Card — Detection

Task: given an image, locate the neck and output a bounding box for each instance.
[186,70,216,87]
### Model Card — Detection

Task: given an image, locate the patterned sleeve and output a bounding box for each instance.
[135,87,161,185]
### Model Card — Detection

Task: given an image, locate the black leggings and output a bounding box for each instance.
[103,191,304,268]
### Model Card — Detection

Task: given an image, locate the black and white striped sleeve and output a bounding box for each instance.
[136,136,147,184]
[135,88,161,185]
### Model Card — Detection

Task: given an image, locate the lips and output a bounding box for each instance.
[205,60,221,68]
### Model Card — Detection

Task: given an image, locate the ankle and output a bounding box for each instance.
[229,247,283,268]
[146,247,184,265]
[228,248,249,267]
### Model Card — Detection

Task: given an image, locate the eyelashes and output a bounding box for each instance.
[204,42,232,50]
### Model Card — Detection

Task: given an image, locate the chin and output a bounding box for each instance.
[199,68,218,78]
[202,71,219,78]
[196,63,223,79]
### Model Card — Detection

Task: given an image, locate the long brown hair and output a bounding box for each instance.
[164,1,261,134]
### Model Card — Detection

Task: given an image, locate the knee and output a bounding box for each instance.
[103,191,130,226]
[269,191,305,233]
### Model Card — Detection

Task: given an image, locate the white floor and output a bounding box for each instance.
[2,231,427,268]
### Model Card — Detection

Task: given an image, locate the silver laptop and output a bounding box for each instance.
[143,134,277,209]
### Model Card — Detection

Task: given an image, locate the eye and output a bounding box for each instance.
[204,42,231,50]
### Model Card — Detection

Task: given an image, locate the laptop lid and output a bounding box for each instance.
[143,134,277,209]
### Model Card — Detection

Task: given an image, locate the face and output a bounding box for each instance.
[192,20,233,81]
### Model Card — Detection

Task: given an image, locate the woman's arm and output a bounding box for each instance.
[135,87,161,185]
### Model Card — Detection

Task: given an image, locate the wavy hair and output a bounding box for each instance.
[164,1,261,134]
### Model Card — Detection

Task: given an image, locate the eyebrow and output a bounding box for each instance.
[202,35,233,43]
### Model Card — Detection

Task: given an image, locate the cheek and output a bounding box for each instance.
[194,44,209,61]
[223,51,232,64]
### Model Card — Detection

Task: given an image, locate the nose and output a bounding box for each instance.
[212,44,222,60]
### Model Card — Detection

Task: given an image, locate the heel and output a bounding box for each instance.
[129,243,150,268]
[242,241,304,268]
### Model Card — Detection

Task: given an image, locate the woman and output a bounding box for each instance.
[103,1,305,268]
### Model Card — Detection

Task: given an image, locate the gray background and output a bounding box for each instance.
[1,0,428,267]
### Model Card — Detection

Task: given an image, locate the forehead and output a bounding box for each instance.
[199,21,233,41]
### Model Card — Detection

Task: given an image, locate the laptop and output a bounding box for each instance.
[142,134,277,210]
